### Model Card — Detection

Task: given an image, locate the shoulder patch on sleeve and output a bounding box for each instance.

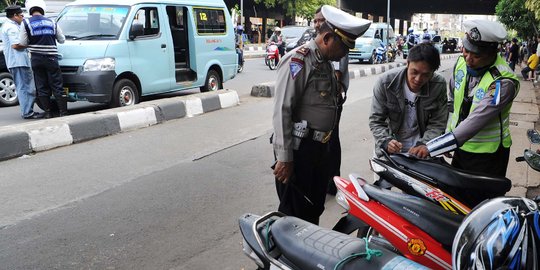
[290,58,304,79]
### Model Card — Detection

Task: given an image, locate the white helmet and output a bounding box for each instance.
[25,0,47,14]
[274,27,281,32]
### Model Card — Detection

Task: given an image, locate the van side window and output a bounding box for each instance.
[194,8,226,34]
[133,7,160,36]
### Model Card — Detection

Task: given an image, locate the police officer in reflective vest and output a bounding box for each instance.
[19,0,66,118]
[426,20,519,177]
[272,5,370,224]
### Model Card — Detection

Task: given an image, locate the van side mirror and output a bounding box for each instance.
[129,23,144,40]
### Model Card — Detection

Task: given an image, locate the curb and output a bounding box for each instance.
[0,90,239,161]
[250,53,461,98]
[251,62,407,98]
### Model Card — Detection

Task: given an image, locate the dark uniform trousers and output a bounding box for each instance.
[451,144,510,177]
[275,137,333,225]
[31,54,64,98]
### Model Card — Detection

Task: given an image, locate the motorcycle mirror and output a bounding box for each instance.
[523,149,540,172]
[527,129,540,144]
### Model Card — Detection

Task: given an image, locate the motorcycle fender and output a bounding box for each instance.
[238,213,269,269]
[332,214,369,234]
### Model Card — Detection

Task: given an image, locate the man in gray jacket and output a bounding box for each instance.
[369,43,448,158]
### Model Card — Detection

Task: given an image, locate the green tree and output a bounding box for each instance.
[496,0,539,37]
[254,0,336,24]
[1,0,25,12]
[525,0,540,19]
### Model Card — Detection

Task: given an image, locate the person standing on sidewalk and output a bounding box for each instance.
[426,20,520,178]
[1,5,41,119]
[19,0,66,118]
[313,6,349,195]
[508,38,520,71]
[272,5,370,224]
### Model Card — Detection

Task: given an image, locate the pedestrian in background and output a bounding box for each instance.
[427,20,519,178]
[1,5,41,119]
[507,37,519,71]
[369,43,448,159]
[19,0,66,118]
[521,48,538,81]
[271,5,370,224]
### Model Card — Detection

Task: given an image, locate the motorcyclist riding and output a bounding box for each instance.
[268,26,285,57]
[235,25,244,72]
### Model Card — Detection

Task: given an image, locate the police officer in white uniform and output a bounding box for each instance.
[427,20,519,180]
[272,5,370,224]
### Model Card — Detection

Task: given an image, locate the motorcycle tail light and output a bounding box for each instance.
[369,159,387,173]
[335,190,350,211]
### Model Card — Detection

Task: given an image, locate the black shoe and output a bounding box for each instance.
[43,111,53,119]
[23,112,44,119]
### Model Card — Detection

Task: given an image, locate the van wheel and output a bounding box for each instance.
[0,72,18,106]
[111,79,139,107]
[200,69,222,92]
[368,51,376,64]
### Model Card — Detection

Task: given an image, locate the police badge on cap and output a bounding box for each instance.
[463,20,507,54]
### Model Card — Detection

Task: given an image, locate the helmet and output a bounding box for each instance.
[408,27,414,34]
[452,197,540,270]
[25,0,46,15]
[236,25,244,32]
[274,27,281,32]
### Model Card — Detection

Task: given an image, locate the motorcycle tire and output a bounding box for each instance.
[268,58,277,70]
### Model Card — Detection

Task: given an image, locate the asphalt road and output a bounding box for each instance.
[0,58,456,269]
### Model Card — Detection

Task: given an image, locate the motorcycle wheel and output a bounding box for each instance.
[268,57,277,70]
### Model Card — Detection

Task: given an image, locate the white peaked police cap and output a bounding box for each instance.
[321,5,371,49]
[463,20,507,54]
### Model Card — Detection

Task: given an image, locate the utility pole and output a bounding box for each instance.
[387,0,390,46]
[240,0,243,26]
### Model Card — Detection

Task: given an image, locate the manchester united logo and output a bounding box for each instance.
[407,238,427,256]
[469,27,481,42]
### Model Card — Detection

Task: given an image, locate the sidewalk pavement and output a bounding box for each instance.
[506,68,540,198]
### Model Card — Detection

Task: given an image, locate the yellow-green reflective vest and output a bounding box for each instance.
[448,55,519,153]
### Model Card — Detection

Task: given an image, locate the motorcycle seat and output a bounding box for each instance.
[389,154,511,193]
[271,216,404,269]
[363,184,463,251]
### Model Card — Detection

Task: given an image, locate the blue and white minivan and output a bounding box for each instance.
[55,0,237,107]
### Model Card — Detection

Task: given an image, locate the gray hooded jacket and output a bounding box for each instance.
[369,67,448,156]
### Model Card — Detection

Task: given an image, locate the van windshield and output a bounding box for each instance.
[361,28,375,38]
[57,5,129,40]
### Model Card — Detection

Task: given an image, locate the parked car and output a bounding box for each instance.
[282,25,315,52]
[349,23,396,64]
[442,37,458,53]
[431,35,443,53]
[0,49,17,107]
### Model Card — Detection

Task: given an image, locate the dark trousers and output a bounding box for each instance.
[31,54,64,98]
[521,66,533,79]
[275,138,333,225]
[451,144,511,177]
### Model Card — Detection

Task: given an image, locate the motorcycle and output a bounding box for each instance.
[368,150,512,215]
[374,44,387,64]
[332,174,461,269]
[386,44,396,63]
[265,42,280,70]
[239,211,429,270]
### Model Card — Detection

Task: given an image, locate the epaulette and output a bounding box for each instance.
[489,66,501,79]
[296,47,310,56]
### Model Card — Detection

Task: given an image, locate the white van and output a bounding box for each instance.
[349,22,395,64]
[56,0,237,107]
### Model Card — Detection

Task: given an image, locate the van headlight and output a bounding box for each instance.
[83,58,115,72]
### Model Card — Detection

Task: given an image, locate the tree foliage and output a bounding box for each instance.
[254,0,336,22]
[525,0,540,20]
[1,0,25,12]
[496,0,539,37]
